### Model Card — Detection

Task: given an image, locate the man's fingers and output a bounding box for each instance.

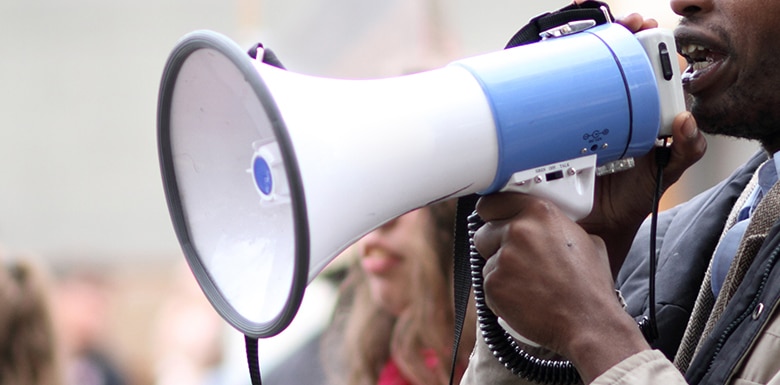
[474,193,538,260]
[665,112,707,186]
[616,13,658,33]
[475,193,531,222]
[473,221,503,260]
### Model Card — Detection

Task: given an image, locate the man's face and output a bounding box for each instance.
[673,0,780,149]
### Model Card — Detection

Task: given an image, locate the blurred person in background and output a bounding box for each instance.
[321,200,476,385]
[151,261,225,385]
[0,253,62,385]
[51,268,127,385]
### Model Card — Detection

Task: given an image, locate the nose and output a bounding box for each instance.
[376,217,400,233]
[670,0,713,18]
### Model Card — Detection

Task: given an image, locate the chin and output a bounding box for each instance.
[369,282,406,316]
[691,88,780,141]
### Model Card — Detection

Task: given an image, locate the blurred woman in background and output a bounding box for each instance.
[0,255,61,385]
[324,200,476,385]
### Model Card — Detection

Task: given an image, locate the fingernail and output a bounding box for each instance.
[682,113,698,139]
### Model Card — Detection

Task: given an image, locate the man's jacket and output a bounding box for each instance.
[462,151,780,384]
[618,151,780,384]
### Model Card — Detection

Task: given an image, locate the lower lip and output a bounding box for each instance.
[682,59,725,95]
[361,256,401,275]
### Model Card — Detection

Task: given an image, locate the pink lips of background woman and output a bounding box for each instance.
[357,209,439,316]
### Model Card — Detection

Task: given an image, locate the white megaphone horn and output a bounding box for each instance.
[157,22,685,338]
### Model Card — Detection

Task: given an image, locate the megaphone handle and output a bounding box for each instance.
[247,42,286,70]
[504,0,614,48]
[499,154,598,221]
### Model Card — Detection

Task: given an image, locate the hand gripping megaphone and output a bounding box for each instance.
[157,21,685,339]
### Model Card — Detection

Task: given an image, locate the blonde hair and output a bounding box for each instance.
[324,201,476,385]
[0,257,61,385]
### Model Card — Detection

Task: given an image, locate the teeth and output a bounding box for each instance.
[682,52,715,84]
[679,43,724,84]
[680,44,707,55]
[692,58,714,71]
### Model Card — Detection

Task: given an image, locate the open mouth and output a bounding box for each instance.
[677,42,728,94]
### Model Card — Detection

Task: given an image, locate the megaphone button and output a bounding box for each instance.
[252,156,273,195]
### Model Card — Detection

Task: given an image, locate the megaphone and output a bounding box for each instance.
[157,21,684,338]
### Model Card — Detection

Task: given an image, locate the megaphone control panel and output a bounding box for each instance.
[500,154,597,220]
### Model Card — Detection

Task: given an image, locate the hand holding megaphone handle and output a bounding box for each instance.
[467,210,657,384]
[468,211,582,385]
[504,0,614,48]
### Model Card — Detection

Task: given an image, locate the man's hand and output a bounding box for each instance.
[581,112,706,275]
[474,193,652,383]
[616,12,659,32]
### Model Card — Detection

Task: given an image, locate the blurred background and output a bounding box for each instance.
[0,0,760,385]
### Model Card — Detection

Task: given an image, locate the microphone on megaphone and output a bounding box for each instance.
[157,20,684,344]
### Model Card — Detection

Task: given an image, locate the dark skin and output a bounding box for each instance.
[475,113,706,383]
[472,5,710,384]
[672,0,780,153]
